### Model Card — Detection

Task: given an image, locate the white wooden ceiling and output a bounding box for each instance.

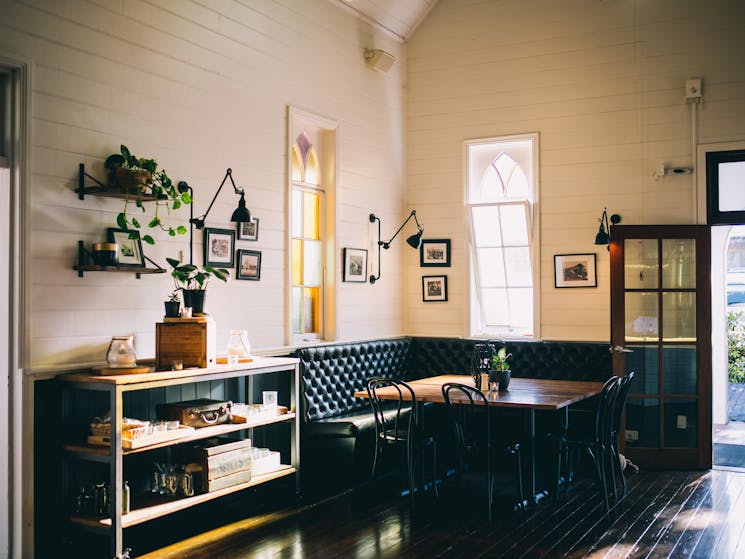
[331,0,438,41]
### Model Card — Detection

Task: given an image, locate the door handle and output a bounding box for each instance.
[609,345,633,354]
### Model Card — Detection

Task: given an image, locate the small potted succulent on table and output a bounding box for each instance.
[490,346,512,391]
[164,290,181,318]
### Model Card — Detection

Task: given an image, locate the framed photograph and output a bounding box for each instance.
[422,275,448,302]
[343,248,368,283]
[204,228,235,268]
[107,228,144,268]
[236,249,261,280]
[237,218,259,241]
[554,253,597,288]
[420,239,451,267]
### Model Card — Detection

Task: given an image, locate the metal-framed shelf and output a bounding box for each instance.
[58,357,300,559]
[73,241,165,278]
[76,163,165,201]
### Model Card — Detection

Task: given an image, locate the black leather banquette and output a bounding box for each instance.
[295,337,611,488]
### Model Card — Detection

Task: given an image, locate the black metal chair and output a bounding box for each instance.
[441,382,524,519]
[366,378,438,504]
[608,371,635,499]
[551,376,620,514]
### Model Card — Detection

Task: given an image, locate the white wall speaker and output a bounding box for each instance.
[364,49,396,73]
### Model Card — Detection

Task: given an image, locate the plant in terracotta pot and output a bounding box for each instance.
[105,145,191,246]
[166,257,229,316]
[490,346,512,391]
[164,290,181,318]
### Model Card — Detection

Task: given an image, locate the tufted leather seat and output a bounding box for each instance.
[296,336,612,491]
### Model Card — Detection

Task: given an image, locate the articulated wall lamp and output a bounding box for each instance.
[369,210,423,284]
[594,207,621,246]
[177,168,251,264]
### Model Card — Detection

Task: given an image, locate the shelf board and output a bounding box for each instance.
[67,465,296,529]
[75,186,165,202]
[73,265,165,275]
[63,413,296,458]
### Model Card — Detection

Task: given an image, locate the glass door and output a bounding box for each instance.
[611,225,711,468]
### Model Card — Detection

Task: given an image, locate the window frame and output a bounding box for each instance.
[464,133,540,340]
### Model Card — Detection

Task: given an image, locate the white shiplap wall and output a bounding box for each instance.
[0,0,406,368]
[405,0,745,341]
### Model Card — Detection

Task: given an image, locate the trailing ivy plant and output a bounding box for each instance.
[105,144,191,245]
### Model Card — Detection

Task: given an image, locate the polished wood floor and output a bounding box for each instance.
[134,468,745,559]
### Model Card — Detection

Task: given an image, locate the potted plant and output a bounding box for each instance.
[164,290,181,318]
[491,346,512,391]
[105,145,191,246]
[166,257,229,315]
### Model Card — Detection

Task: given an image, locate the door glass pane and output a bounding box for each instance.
[477,248,505,287]
[291,239,302,285]
[625,398,659,447]
[662,239,696,289]
[482,288,508,326]
[663,398,697,447]
[663,345,697,394]
[504,247,532,287]
[662,292,696,341]
[471,206,501,246]
[626,346,658,395]
[500,204,529,246]
[291,287,301,334]
[303,287,320,334]
[625,292,659,341]
[303,192,319,239]
[625,239,658,289]
[303,240,322,287]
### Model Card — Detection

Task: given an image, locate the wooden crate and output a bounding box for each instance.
[155,320,216,370]
[178,438,252,493]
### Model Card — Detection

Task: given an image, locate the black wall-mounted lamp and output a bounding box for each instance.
[177,168,251,264]
[594,207,621,246]
[369,210,423,284]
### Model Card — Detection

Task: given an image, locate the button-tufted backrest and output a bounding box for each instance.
[296,339,412,423]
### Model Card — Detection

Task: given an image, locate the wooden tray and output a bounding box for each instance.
[215,356,254,364]
[87,425,196,449]
[94,365,153,375]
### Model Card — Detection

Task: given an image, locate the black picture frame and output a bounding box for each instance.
[343,248,368,283]
[204,228,235,268]
[107,228,144,268]
[422,275,448,302]
[237,218,260,241]
[236,249,261,280]
[420,239,451,267]
[554,253,597,288]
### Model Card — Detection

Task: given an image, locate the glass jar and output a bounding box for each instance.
[226,330,251,360]
[106,335,137,368]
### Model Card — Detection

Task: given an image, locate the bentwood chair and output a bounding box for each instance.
[608,371,635,500]
[551,376,620,514]
[366,378,438,504]
[441,382,524,519]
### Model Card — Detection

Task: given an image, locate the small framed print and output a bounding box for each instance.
[554,253,597,288]
[236,249,261,280]
[204,228,235,268]
[422,275,448,302]
[343,248,368,283]
[237,218,259,241]
[107,228,144,267]
[420,239,451,267]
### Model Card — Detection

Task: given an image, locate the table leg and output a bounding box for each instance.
[527,409,536,504]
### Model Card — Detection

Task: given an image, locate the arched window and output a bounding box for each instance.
[466,135,539,338]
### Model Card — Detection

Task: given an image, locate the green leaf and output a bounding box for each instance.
[131,218,141,228]
[127,232,140,240]
[176,225,187,235]
[181,192,192,204]
[172,200,181,210]
[120,145,131,159]
[148,217,161,228]
[142,235,155,245]
[166,257,181,268]
[168,228,176,237]
[116,213,128,229]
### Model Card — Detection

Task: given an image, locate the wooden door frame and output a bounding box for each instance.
[611,224,712,469]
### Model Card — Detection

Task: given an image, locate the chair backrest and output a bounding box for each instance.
[442,382,490,473]
[611,371,635,438]
[595,376,621,444]
[366,377,416,443]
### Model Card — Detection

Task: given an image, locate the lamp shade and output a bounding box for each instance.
[406,229,423,250]
[594,224,610,245]
[231,193,251,223]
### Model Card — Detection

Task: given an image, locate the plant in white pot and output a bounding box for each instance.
[166,257,229,316]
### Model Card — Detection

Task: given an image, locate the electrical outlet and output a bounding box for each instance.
[626,430,639,442]
[677,415,687,429]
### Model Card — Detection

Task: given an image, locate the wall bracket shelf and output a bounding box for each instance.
[74,241,165,278]
[76,163,165,201]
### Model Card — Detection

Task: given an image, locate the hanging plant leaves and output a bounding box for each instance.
[142,235,155,245]
[116,213,128,230]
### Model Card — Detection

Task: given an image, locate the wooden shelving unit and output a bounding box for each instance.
[76,163,165,201]
[59,357,301,559]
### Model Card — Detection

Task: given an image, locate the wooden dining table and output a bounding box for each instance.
[355,374,605,505]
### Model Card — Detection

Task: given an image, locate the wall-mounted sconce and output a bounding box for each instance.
[369,210,423,284]
[177,168,251,264]
[364,48,396,73]
[594,207,621,246]
[652,164,694,180]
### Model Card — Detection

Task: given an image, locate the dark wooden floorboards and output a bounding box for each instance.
[140,469,745,559]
